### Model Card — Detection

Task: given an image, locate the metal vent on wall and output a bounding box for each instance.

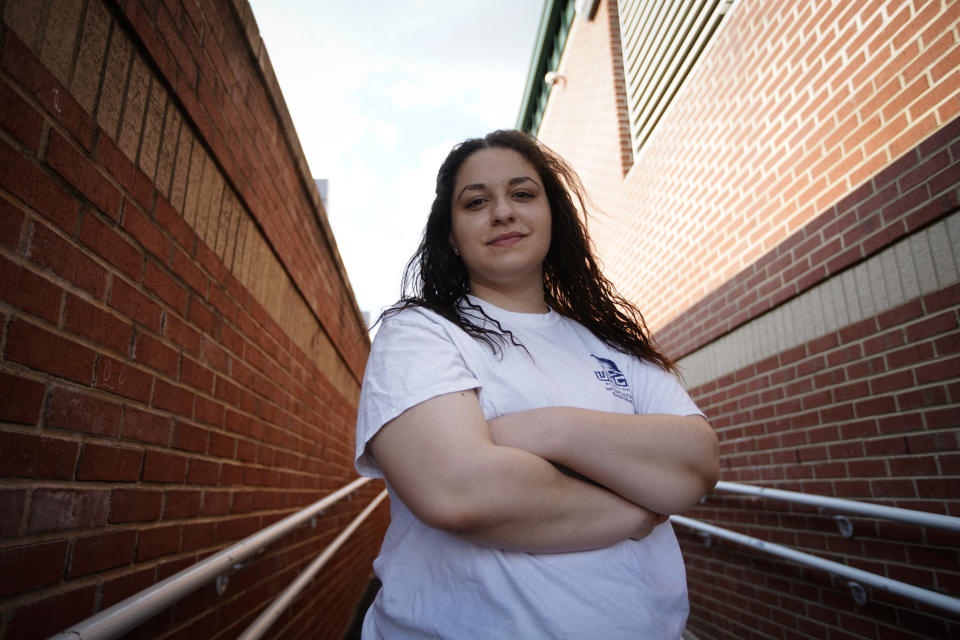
[619,0,733,154]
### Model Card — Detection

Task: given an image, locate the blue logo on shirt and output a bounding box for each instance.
[591,355,632,403]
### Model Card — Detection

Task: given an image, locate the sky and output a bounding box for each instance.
[247,1,545,325]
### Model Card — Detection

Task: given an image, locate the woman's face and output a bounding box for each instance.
[449,147,552,292]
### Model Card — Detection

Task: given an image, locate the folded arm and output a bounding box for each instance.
[368,390,664,553]
[489,408,719,514]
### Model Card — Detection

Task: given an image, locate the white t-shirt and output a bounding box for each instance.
[355,296,703,639]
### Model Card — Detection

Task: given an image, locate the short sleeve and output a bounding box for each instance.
[630,359,705,418]
[354,309,482,478]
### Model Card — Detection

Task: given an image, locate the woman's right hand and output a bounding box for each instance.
[630,509,669,541]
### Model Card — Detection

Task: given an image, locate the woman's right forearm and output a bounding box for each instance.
[446,444,662,553]
[370,390,660,554]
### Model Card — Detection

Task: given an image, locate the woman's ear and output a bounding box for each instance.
[448,233,459,256]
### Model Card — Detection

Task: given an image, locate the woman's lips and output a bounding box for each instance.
[488,232,524,247]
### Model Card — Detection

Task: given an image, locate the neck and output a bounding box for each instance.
[468,280,548,314]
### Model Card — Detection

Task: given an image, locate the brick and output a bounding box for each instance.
[117,54,150,162]
[172,245,209,295]
[914,478,954,499]
[210,286,239,322]
[201,336,230,372]
[166,314,201,354]
[220,461,243,485]
[144,259,188,314]
[934,331,960,356]
[209,431,236,458]
[137,523,182,561]
[164,488,202,519]
[876,299,924,331]
[110,488,163,523]
[180,356,215,394]
[78,210,144,279]
[122,406,172,446]
[195,395,225,426]
[2,32,95,149]
[897,385,948,410]
[0,119,85,210]
[187,296,217,333]
[156,3,198,86]
[214,375,241,405]
[196,238,228,283]
[45,130,121,218]
[0,75,43,151]
[0,197,25,249]
[2,254,66,325]
[95,354,155,403]
[202,490,231,515]
[47,385,122,436]
[906,311,958,341]
[922,282,960,313]
[1,430,79,480]
[182,521,215,551]
[187,457,219,484]
[863,328,905,355]
[96,133,155,209]
[5,584,96,640]
[69,529,137,577]
[110,277,163,332]
[885,342,936,369]
[100,566,156,610]
[64,293,133,354]
[0,371,47,424]
[76,442,143,481]
[869,369,914,394]
[122,205,171,261]
[0,540,68,597]
[27,221,107,299]
[174,421,208,453]
[69,0,111,112]
[142,449,188,483]
[888,455,938,477]
[155,194,195,250]
[28,488,109,531]
[153,378,195,417]
[236,438,256,462]
[134,331,180,378]
[0,489,26,536]
[915,355,960,384]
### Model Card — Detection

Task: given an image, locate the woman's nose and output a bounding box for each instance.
[491,197,516,224]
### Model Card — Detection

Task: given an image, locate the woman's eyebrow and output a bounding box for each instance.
[457,183,486,200]
[456,176,540,201]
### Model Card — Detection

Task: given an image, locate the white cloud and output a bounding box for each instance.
[248,1,543,318]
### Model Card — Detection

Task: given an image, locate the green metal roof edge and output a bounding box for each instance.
[516,0,573,134]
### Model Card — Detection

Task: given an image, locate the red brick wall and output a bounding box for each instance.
[532,0,960,638]
[0,1,386,639]
[682,281,959,638]
[539,0,960,335]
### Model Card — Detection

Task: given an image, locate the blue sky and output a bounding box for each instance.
[248,1,544,323]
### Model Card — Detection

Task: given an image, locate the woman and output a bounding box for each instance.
[355,130,719,638]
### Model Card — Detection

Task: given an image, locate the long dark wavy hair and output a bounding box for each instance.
[380,129,676,373]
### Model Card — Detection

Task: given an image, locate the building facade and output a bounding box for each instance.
[0,1,386,638]
[520,0,959,637]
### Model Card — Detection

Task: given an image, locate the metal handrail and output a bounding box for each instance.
[238,490,388,640]
[671,514,960,616]
[49,477,374,640]
[714,481,960,533]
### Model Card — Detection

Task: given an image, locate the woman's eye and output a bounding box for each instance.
[513,191,534,200]
[465,198,486,208]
